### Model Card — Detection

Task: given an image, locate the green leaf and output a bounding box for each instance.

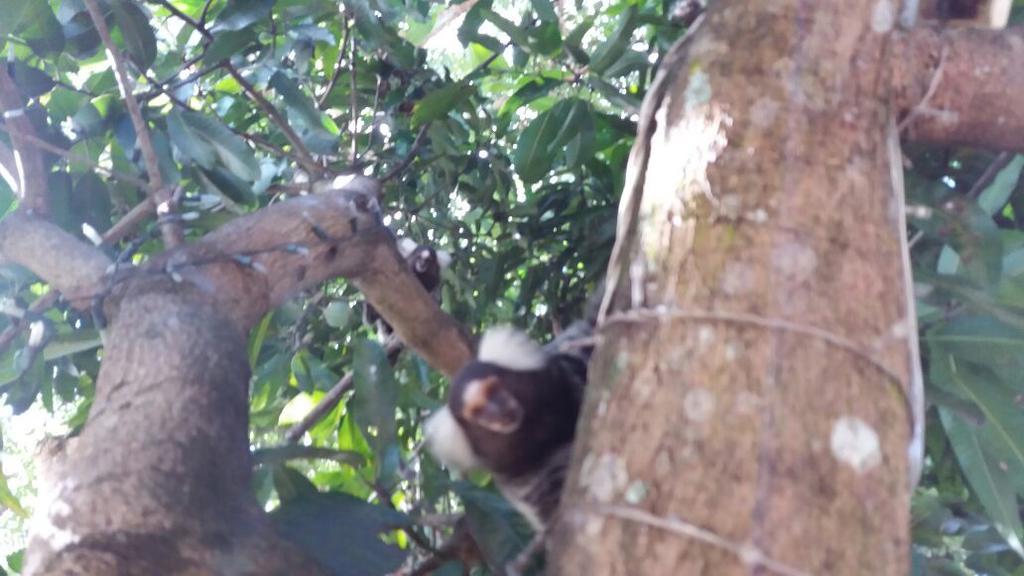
[549,99,591,152]
[979,155,1024,217]
[111,0,157,70]
[42,331,102,361]
[60,7,101,58]
[196,166,255,206]
[202,27,259,65]
[268,72,323,129]
[178,110,259,181]
[513,102,572,184]
[411,82,473,128]
[531,0,557,22]
[289,350,336,393]
[351,339,399,482]
[564,16,594,65]
[272,466,319,502]
[210,0,273,32]
[167,109,216,169]
[0,1,64,55]
[940,404,1024,559]
[928,315,1024,375]
[0,458,26,518]
[497,76,559,118]
[343,0,388,47]
[565,109,596,168]
[10,62,54,99]
[588,6,637,74]
[480,8,531,48]
[588,75,641,113]
[248,312,273,369]
[271,492,408,576]
[932,356,1024,488]
[457,483,534,567]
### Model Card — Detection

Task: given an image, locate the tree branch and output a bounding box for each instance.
[0,65,49,213]
[140,177,472,375]
[893,26,1024,151]
[0,212,111,302]
[349,35,359,164]
[83,0,184,248]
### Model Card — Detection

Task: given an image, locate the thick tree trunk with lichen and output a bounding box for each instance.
[550,2,915,575]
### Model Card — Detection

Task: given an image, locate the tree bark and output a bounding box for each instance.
[552,2,915,574]
[893,26,1024,151]
[2,179,473,574]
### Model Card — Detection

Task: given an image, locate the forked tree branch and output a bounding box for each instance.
[0,177,473,376]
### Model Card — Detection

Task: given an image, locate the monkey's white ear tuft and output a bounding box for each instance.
[397,237,419,258]
[478,326,547,371]
[424,407,480,472]
[436,249,453,269]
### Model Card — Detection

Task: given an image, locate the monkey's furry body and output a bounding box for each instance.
[425,322,593,531]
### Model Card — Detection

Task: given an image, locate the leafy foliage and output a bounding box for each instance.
[0,0,1019,575]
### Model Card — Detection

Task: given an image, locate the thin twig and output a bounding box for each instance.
[897,44,948,133]
[591,504,811,576]
[318,17,350,109]
[198,0,214,27]
[284,339,403,442]
[0,292,58,353]
[284,374,353,442]
[0,123,150,189]
[84,0,184,248]
[147,0,204,32]
[381,124,430,183]
[104,199,157,246]
[226,65,321,176]
[140,59,223,103]
[966,151,1013,200]
[349,33,359,165]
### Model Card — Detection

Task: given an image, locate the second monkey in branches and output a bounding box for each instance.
[363,236,452,346]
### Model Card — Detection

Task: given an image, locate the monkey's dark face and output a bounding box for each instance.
[447,361,580,479]
[424,325,591,531]
[396,239,451,293]
[411,247,436,274]
[425,327,583,477]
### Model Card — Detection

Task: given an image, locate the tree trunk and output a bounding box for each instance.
[25,278,326,575]
[551,2,914,574]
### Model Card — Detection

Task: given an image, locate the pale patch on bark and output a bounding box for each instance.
[624,481,648,504]
[683,388,716,422]
[772,240,818,284]
[734,390,761,415]
[579,452,629,503]
[696,325,716,348]
[870,0,895,33]
[721,261,756,295]
[750,97,780,128]
[830,416,882,474]
[724,341,741,361]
